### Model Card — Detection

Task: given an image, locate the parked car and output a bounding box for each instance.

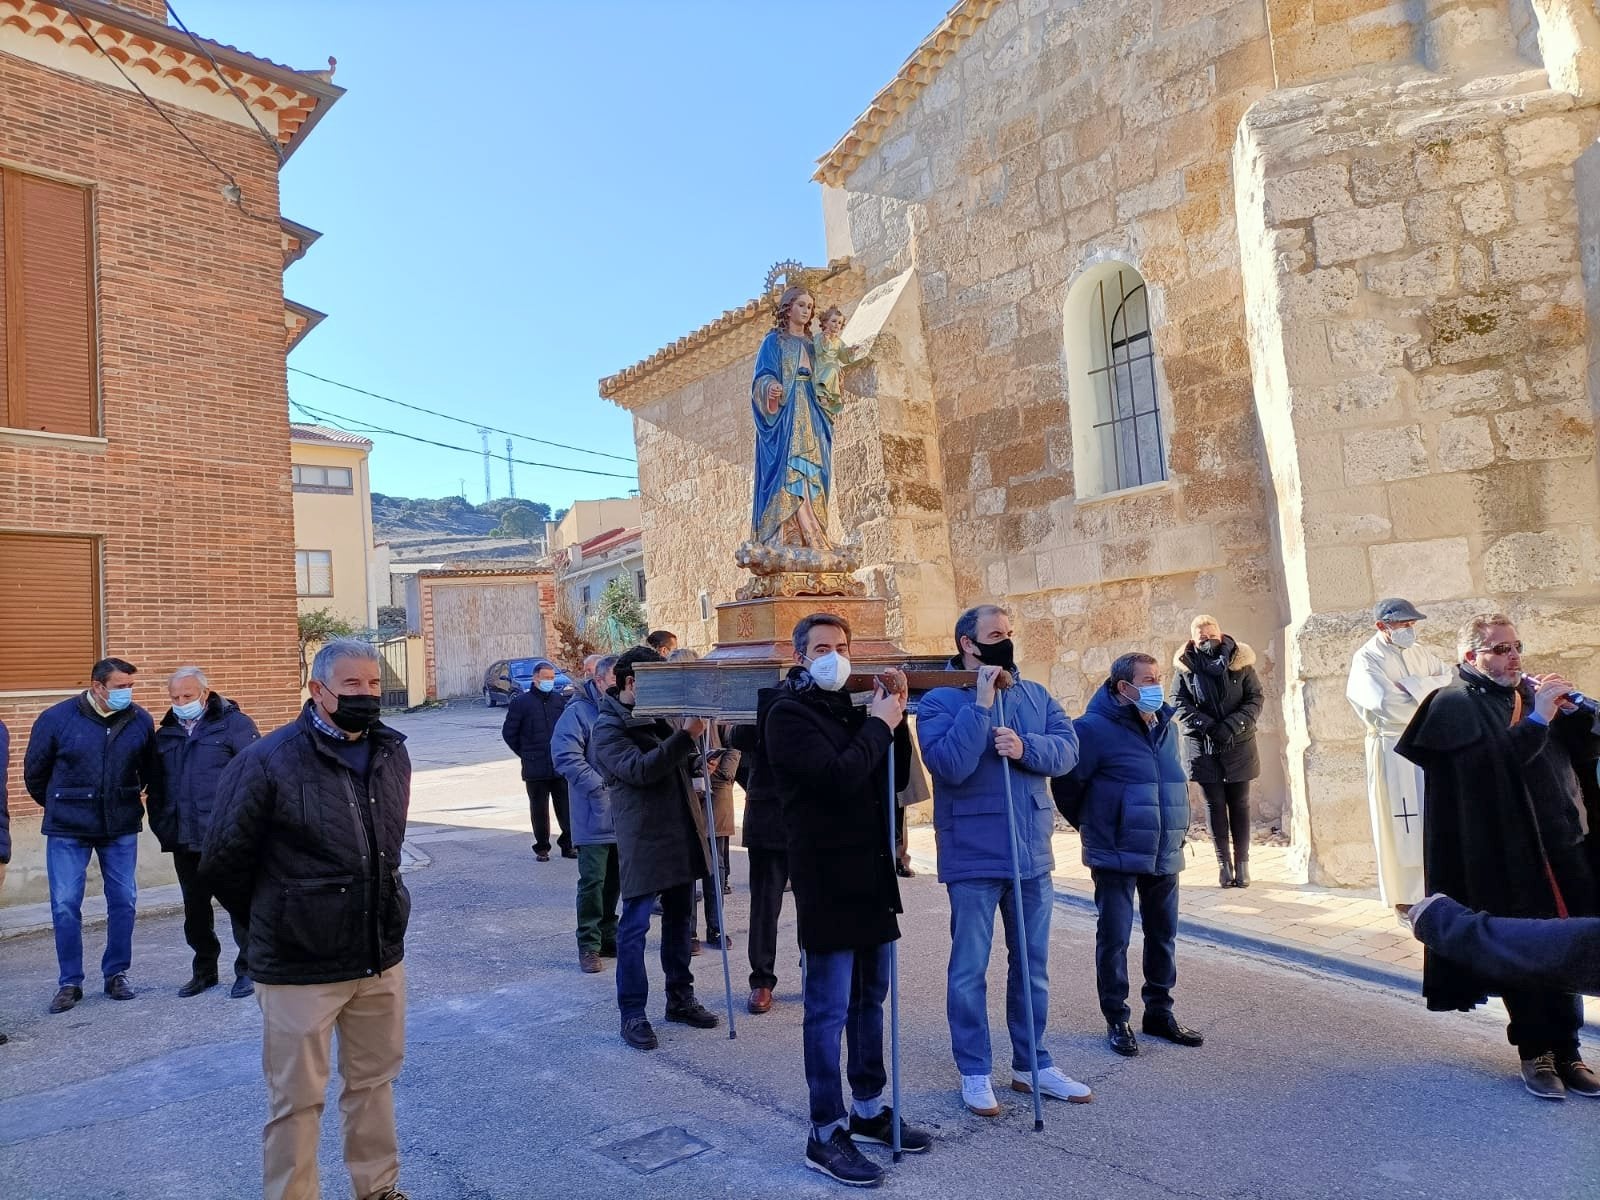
[482,658,573,706]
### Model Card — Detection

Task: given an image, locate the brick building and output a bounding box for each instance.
[0,0,342,899]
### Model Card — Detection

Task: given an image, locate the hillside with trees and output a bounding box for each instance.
[372,494,565,539]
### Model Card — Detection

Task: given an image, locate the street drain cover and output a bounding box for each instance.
[600,1126,711,1174]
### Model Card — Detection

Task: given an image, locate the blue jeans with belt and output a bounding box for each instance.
[802,942,890,1134]
[945,873,1055,1076]
[47,833,139,988]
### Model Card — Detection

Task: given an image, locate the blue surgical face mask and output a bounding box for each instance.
[1134,684,1165,713]
[173,699,204,721]
[535,678,555,694]
[106,686,134,712]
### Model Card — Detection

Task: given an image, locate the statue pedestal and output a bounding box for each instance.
[707,594,902,663]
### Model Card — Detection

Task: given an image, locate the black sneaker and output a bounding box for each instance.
[621,1016,658,1050]
[848,1107,933,1153]
[805,1127,884,1188]
[48,985,83,1014]
[665,998,720,1029]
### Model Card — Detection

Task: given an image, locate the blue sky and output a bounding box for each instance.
[172,0,944,510]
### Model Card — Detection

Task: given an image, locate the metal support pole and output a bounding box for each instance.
[886,737,904,1162]
[701,726,737,1039]
[996,690,1045,1132]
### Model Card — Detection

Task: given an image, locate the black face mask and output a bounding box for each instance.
[326,692,380,733]
[971,638,1015,668]
[1198,639,1222,655]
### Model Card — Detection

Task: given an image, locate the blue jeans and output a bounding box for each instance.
[47,834,138,988]
[615,882,694,1020]
[1090,868,1179,1025]
[946,874,1054,1076]
[802,943,890,1132]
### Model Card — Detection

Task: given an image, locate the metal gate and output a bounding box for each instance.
[377,637,408,710]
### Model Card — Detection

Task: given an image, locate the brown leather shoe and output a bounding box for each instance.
[579,950,603,974]
[748,987,773,1014]
[1521,1053,1566,1100]
[1556,1058,1600,1098]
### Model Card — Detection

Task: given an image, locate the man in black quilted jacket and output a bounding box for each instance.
[502,659,574,861]
[203,639,413,1200]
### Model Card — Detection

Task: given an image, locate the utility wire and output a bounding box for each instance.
[289,399,638,482]
[165,0,286,164]
[61,2,278,225]
[289,366,637,464]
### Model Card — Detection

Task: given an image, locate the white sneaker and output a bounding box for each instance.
[1012,1066,1093,1104]
[960,1074,1001,1116]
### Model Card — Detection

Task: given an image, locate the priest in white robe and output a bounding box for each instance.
[1346,598,1452,911]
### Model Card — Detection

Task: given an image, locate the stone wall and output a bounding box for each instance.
[1237,62,1600,883]
[828,0,1292,818]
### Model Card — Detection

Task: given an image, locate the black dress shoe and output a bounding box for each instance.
[561,848,579,859]
[48,985,83,1014]
[229,975,255,999]
[178,971,218,998]
[848,1107,933,1153]
[1108,1021,1139,1056]
[665,998,720,1029]
[1142,1013,1204,1047]
[621,1016,658,1050]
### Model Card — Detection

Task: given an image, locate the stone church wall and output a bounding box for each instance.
[827,0,1293,821]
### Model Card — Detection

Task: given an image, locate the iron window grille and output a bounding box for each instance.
[1087,270,1166,491]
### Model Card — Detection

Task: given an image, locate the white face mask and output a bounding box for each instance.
[806,650,852,692]
[1387,626,1417,649]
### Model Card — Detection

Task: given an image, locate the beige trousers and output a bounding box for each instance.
[256,963,407,1200]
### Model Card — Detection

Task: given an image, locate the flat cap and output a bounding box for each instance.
[1374,597,1426,623]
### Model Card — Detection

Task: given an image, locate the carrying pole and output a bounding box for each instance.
[996,690,1045,1132]
[886,737,904,1161]
[700,725,737,1039]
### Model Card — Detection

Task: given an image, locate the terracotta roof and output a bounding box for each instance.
[417,566,552,580]
[813,0,1000,187]
[290,422,372,450]
[580,526,642,556]
[5,0,345,160]
[598,259,855,410]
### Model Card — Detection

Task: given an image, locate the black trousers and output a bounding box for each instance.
[1503,988,1583,1060]
[1090,868,1179,1026]
[1200,780,1251,863]
[171,848,249,978]
[526,777,572,854]
[747,847,791,991]
[695,835,730,937]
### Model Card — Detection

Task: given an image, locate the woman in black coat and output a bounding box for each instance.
[1171,614,1264,888]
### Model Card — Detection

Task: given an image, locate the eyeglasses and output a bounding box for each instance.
[1482,641,1523,656]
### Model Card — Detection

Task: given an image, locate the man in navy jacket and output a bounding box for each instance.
[917,604,1089,1117]
[502,659,574,861]
[1054,652,1203,1058]
[23,657,155,1013]
[147,665,260,998]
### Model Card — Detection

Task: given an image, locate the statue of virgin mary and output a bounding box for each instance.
[748,285,837,550]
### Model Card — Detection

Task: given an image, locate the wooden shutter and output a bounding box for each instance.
[0,533,101,690]
[1,169,97,436]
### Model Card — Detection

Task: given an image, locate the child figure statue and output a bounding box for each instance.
[811,305,866,416]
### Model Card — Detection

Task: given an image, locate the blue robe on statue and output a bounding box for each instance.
[750,329,834,545]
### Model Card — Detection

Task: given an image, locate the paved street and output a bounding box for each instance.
[1,704,1596,1199]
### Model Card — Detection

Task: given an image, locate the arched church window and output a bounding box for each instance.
[1064,263,1169,498]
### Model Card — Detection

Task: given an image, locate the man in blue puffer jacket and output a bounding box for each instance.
[23,656,155,1013]
[553,654,621,974]
[1053,651,1203,1060]
[917,604,1091,1117]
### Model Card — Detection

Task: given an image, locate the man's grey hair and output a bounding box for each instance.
[582,653,604,674]
[1109,652,1158,687]
[311,638,380,687]
[169,665,208,690]
[594,654,619,679]
[954,604,1008,654]
[1457,612,1514,660]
